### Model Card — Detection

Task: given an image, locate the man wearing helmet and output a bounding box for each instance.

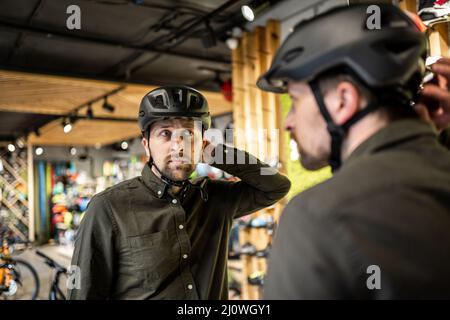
[68,86,291,299]
[259,4,450,299]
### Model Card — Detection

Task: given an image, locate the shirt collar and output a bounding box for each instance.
[141,162,168,198]
[343,119,438,168]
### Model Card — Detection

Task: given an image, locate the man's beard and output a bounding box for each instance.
[155,151,197,181]
[296,141,329,171]
[160,162,195,181]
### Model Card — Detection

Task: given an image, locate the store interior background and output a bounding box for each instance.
[1,0,444,299]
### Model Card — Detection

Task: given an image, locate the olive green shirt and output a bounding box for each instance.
[266,119,450,299]
[68,144,291,300]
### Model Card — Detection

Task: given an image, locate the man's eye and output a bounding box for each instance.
[160,130,171,137]
[183,130,194,137]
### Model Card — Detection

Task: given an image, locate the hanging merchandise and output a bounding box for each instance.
[37,161,48,243]
[220,79,232,102]
[418,0,450,26]
[48,162,92,246]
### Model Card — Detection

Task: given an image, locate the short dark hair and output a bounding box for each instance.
[317,68,419,121]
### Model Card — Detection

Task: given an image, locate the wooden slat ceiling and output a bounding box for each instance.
[0,70,232,146]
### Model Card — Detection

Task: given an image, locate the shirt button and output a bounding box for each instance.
[187,284,193,290]
[179,224,184,230]
[172,199,178,204]
[157,190,162,195]
[182,254,188,259]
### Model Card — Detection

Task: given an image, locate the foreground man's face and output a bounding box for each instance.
[147,118,204,181]
[285,81,330,170]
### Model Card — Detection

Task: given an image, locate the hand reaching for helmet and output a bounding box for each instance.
[416,57,450,132]
[201,139,216,164]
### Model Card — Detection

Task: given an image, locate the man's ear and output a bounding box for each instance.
[142,137,150,158]
[331,81,360,126]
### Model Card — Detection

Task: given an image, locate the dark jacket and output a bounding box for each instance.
[68,144,290,299]
[265,120,450,299]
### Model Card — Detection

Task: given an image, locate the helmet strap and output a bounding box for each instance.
[309,79,381,172]
[148,158,189,189]
[145,130,188,188]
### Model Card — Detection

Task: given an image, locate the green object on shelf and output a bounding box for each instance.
[280,94,332,199]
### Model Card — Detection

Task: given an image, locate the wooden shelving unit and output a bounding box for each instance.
[398,0,450,57]
[231,20,288,300]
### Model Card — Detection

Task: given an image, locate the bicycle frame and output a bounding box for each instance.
[36,250,67,300]
[49,270,66,300]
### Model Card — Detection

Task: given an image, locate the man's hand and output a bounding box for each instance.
[201,139,216,164]
[416,57,450,132]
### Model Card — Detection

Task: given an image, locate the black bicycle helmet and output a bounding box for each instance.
[138,85,211,134]
[257,4,427,94]
[257,4,427,171]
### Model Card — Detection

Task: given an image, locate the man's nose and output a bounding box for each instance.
[171,135,186,153]
[171,139,184,151]
[284,110,294,132]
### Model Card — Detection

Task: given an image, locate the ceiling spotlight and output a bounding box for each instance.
[226,38,238,50]
[231,27,243,38]
[241,5,255,22]
[102,97,115,113]
[62,117,74,134]
[120,141,129,150]
[35,147,44,156]
[86,104,94,119]
[70,147,77,156]
[16,138,25,149]
[63,121,72,134]
[7,144,15,152]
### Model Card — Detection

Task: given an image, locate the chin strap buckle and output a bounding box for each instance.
[149,159,209,202]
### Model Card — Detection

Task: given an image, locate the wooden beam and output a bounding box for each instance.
[429,23,450,57]
[231,40,246,150]
[0,70,232,117]
[1,70,232,146]
[231,19,282,301]
[28,119,141,146]
[398,0,417,14]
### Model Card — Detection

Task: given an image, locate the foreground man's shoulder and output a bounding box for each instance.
[283,160,380,221]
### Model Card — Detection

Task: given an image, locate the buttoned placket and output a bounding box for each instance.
[169,193,198,299]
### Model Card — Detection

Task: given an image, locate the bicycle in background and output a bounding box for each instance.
[36,250,67,300]
[0,226,39,300]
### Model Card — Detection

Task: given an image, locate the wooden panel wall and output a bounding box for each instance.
[231,20,288,300]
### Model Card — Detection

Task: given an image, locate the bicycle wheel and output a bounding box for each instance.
[0,259,40,300]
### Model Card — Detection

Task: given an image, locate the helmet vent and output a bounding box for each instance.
[155,95,165,108]
[189,95,198,109]
[283,47,304,64]
[173,89,182,104]
[373,39,416,56]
